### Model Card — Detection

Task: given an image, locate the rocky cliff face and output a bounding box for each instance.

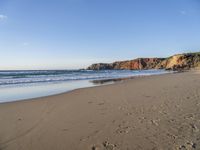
[156,53,200,70]
[87,52,200,70]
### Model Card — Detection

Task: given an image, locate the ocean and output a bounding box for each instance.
[0,69,170,103]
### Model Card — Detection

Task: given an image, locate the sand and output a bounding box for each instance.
[0,71,200,150]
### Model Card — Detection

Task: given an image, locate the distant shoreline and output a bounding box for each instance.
[0,69,169,103]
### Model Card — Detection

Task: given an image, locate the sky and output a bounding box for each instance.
[0,0,200,70]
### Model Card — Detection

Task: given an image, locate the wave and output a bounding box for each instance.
[0,69,169,86]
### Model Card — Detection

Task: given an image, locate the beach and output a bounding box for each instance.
[0,70,200,150]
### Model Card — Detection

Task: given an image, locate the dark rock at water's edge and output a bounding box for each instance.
[87,52,200,71]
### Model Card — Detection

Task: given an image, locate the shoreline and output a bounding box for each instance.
[0,70,199,150]
[0,71,174,104]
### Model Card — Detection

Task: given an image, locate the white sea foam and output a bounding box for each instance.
[0,69,169,86]
[0,69,171,102]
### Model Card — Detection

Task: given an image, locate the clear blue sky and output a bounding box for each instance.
[0,0,200,70]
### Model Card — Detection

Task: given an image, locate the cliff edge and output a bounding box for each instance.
[87,52,200,70]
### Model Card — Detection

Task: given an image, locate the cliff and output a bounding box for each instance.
[87,52,200,70]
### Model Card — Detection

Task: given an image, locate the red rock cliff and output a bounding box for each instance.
[87,52,200,70]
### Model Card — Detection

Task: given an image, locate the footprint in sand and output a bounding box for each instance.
[118,106,126,111]
[116,124,131,134]
[190,124,199,133]
[98,102,105,106]
[126,112,132,116]
[178,141,197,150]
[138,116,147,123]
[150,119,159,126]
[18,118,22,121]
[102,141,117,150]
[145,95,151,98]
[62,128,69,132]
[184,114,195,120]
[91,141,117,150]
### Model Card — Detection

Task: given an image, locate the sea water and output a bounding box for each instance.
[0,69,170,103]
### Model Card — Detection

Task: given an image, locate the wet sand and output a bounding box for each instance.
[0,70,200,150]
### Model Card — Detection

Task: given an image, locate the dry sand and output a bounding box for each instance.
[0,71,200,150]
